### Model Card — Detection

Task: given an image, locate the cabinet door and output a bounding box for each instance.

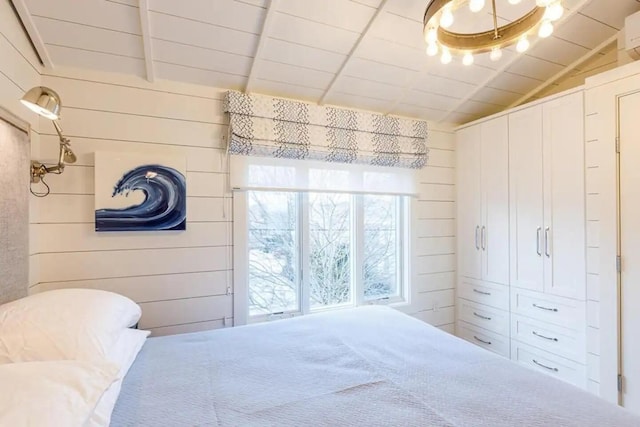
[509,106,544,292]
[543,92,586,299]
[481,116,510,285]
[456,125,482,280]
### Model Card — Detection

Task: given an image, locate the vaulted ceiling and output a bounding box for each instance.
[16,0,640,124]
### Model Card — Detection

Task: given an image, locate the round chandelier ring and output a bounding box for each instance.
[423,0,547,54]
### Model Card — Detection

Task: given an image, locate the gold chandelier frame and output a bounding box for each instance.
[423,0,547,54]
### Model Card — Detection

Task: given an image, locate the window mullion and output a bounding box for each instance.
[354,194,365,306]
[300,192,311,315]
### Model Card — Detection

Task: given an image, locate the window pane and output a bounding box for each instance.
[309,193,352,309]
[363,195,400,300]
[248,191,299,316]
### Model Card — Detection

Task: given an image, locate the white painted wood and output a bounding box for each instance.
[511,340,587,389]
[245,0,279,93]
[509,105,544,292]
[481,116,509,285]
[139,294,232,330]
[456,125,482,280]
[149,318,226,337]
[543,92,586,299]
[412,306,455,326]
[11,0,53,69]
[138,0,155,82]
[511,314,587,363]
[458,298,509,337]
[511,288,587,331]
[457,320,510,358]
[619,90,640,414]
[457,278,509,311]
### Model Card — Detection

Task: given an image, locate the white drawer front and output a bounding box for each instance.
[511,341,587,389]
[457,321,510,358]
[458,298,509,336]
[511,288,586,329]
[511,314,586,363]
[458,278,509,311]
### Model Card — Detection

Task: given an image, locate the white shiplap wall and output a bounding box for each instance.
[0,0,42,290]
[28,66,456,335]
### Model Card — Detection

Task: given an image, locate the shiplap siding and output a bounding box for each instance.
[0,0,42,290]
[29,69,233,336]
[29,67,456,336]
[410,128,456,331]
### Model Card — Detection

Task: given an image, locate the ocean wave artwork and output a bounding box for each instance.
[95,162,186,232]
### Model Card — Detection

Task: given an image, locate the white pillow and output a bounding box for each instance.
[0,288,141,364]
[89,328,150,427]
[0,360,119,427]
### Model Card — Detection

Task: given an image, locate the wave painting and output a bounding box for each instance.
[95,162,186,232]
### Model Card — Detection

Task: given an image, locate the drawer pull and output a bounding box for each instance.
[473,312,492,321]
[473,335,491,345]
[533,359,559,372]
[532,331,559,342]
[473,289,491,296]
[532,303,558,312]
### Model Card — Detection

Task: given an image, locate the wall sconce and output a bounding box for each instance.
[20,86,76,197]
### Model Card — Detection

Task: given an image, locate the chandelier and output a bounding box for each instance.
[423,0,564,65]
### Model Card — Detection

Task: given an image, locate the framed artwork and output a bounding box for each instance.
[94,152,187,232]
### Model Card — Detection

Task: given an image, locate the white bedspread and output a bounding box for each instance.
[112,306,639,426]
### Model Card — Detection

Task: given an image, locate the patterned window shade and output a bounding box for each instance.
[223,91,429,169]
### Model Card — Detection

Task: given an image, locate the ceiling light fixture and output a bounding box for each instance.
[423,0,563,63]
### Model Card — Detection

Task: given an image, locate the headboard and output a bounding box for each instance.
[0,108,29,305]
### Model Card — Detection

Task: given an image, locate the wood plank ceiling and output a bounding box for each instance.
[18,0,640,124]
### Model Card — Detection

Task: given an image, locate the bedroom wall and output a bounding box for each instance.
[28,67,456,336]
[0,0,41,293]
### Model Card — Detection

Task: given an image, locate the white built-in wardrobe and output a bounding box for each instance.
[455,90,588,390]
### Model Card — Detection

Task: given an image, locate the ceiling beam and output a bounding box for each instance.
[437,0,592,124]
[319,0,392,105]
[508,34,618,108]
[245,0,280,93]
[138,0,155,82]
[10,0,54,69]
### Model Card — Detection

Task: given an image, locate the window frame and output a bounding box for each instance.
[233,191,413,326]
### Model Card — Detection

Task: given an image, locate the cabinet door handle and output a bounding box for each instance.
[536,227,542,256]
[533,359,559,372]
[473,288,491,296]
[475,226,480,250]
[481,226,486,251]
[473,312,492,321]
[474,335,491,345]
[545,227,551,258]
[532,331,559,342]
[532,303,558,312]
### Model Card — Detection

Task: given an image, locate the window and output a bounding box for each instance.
[246,191,408,321]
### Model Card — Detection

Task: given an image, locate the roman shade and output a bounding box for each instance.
[223,91,429,196]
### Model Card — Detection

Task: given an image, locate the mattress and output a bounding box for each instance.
[112,306,639,426]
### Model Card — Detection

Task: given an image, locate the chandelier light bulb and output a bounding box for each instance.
[426,43,439,56]
[536,0,553,6]
[440,47,452,64]
[545,1,564,21]
[538,20,554,38]
[489,47,502,62]
[462,52,474,66]
[508,0,522,4]
[516,36,530,53]
[469,0,485,13]
[425,27,438,44]
[440,7,454,28]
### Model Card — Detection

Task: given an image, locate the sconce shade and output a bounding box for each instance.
[20,86,61,120]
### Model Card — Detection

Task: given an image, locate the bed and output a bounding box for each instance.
[111,306,639,426]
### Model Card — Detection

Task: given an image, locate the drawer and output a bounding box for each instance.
[511,314,586,363]
[458,298,509,336]
[511,340,587,389]
[457,321,510,358]
[458,278,509,311]
[511,288,586,329]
